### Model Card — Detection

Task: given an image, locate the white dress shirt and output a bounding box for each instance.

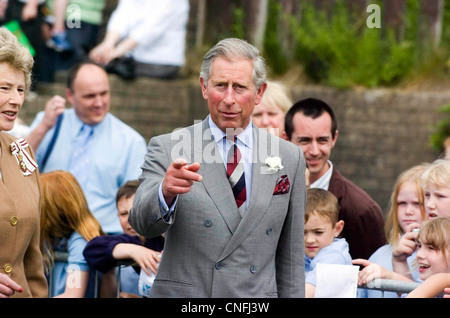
[107,0,189,66]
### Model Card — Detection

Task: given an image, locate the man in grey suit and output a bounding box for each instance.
[129,38,306,298]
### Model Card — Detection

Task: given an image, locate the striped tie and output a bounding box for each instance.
[227,137,246,208]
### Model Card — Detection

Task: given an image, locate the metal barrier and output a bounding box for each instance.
[360,278,421,297]
[51,250,135,298]
[53,251,421,298]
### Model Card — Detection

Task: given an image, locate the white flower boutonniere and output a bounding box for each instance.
[265,156,284,172]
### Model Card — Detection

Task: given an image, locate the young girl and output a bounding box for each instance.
[355,217,450,297]
[392,159,450,279]
[407,217,450,297]
[40,170,105,297]
[356,164,428,298]
[422,159,450,219]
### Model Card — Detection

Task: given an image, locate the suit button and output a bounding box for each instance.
[266,227,272,235]
[215,262,223,270]
[4,264,12,274]
[250,265,257,274]
[204,220,212,227]
[10,217,18,226]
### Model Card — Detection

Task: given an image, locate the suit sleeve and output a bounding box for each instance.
[276,145,306,298]
[129,135,175,238]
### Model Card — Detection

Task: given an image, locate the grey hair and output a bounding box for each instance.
[200,38,267,89]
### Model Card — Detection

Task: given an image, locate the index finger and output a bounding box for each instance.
[0,274,23,293]
[172,158,188,170]
[352,259,370,267]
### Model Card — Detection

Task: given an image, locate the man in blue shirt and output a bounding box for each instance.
[27,61,147,234]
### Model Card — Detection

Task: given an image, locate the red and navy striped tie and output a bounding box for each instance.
[227,137,246,208]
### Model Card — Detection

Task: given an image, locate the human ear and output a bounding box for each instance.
[334,220,344,237]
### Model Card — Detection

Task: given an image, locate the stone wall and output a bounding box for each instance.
[19,75,448,215]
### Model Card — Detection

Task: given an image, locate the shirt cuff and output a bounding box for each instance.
[158,182,178,221]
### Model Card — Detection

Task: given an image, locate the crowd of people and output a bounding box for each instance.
[1,9,450,299]
[0,0,189,84]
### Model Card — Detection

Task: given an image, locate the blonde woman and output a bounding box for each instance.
[40,170,105,297]
[251,80,292,137]
[0,28,48,298]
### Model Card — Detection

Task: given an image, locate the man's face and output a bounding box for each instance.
[66,64,110,125]
[289,112,337,183]
[200,56,266,133]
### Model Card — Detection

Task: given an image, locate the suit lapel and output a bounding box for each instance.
[197,119,242,234]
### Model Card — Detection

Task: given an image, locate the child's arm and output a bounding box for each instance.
[392,225,419,279]
[305,283,315,298]
[112,243,161,276]
[352,259,413,286]
[54,269,89,298]
[406,273,450,298]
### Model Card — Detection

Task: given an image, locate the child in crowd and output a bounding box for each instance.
[354,217,450,298]
[356,164,428,298]
[304,188,352,298]
[40,170,105,297]
[392,159,450,278]
[83,180,164,298]
[407,217,450,297]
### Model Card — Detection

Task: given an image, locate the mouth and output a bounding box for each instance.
[1,110,17,121]
[306,158,321,166]
[428,212,438,218]
[221,112,239,119]
[418,263,430,273]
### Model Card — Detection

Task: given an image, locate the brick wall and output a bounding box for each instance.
[20,75,448,215]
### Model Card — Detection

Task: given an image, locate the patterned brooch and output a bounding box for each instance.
[10,138,37,176]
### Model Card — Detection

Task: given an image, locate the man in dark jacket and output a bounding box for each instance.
[284,98,386,260]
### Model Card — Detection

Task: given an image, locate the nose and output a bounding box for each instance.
[8,90,22,106]
[416,245,425,260]
[304,232,314,244]
[261,113,270,127]
[223,86,235,105]
[404,204,414,215]
[425,196,436,210]
[308,141,320,156]
[93,94,104,106]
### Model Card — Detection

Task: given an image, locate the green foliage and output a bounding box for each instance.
[430,104,450,152]
[288,0,415,88]
[232,6,245,39]
[263,0,288,75]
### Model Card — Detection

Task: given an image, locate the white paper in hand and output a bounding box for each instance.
[314,263,359,298]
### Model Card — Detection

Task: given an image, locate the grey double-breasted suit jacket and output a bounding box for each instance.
[129,118,306,297]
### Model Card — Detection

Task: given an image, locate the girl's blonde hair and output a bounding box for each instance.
[418,217,450,267]
[421,159,450,190]
[40,170,105,272]
[0,28,34,92]
[385,164,429,246]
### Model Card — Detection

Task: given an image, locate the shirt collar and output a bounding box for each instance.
[310,160,333,190]
[208,115,253,149]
